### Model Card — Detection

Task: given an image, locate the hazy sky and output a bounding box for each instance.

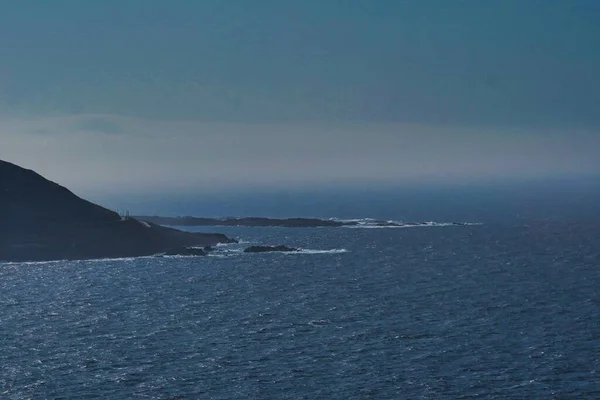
[1,1,599,194]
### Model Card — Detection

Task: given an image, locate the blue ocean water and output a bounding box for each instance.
[2,191,600,398]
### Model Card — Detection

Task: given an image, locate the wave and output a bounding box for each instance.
[1,259,65,267]
[207,248,348,256]
[209,248,244,255]
[295,248,348,254]
[297,249,348,254]
[0,255,157,267]
[215,239,251,247]
[330,218,482,228]
[296,249,348,254]
[2,248,349,265]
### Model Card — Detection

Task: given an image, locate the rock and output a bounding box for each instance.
[243,245,300,253]
[163,247,206,256]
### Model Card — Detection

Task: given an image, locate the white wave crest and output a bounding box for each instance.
[329,217,378,224]
[294,248,348,254]
[342,221,482,228]
[216,239,251,247]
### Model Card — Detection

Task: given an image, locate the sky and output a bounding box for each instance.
[1,0,599,196]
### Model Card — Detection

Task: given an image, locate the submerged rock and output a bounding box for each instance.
[243,245,300,253]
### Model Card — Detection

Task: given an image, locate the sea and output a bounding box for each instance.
[1,182,599,399]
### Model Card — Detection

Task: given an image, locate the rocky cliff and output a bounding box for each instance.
[0,160,235,262]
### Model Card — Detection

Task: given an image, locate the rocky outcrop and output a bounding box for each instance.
[243,245,299,253]
[0,160,236,262]
[135,216,346,228]
[163,246,207,256]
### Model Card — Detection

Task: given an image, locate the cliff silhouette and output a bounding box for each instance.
[0,160,235,262]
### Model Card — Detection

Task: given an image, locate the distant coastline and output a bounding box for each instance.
[135,216,475,228]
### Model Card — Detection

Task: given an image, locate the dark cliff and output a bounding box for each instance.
[0,160,235,262]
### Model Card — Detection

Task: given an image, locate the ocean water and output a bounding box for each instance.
[2,197,600,398]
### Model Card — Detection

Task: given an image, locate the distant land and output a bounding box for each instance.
[0,160,235,262]
[135,216,473,228]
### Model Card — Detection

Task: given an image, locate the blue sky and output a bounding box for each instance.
[1,1,599,193]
